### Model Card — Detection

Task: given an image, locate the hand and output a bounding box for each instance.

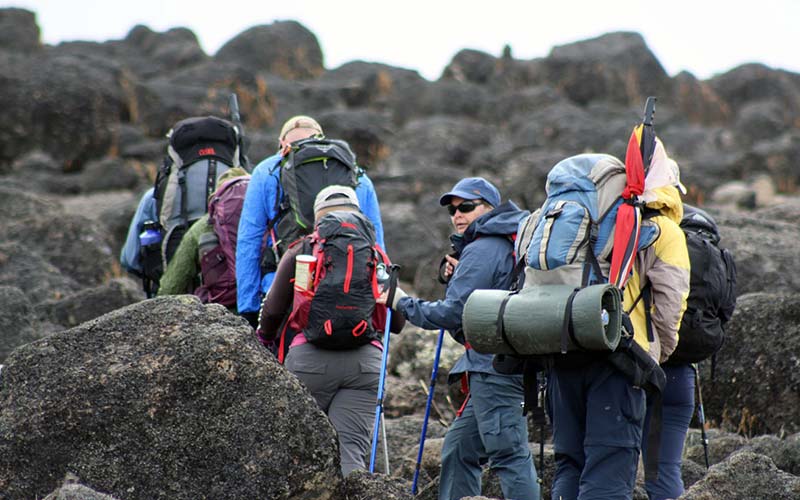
[443,255,459,279]
[377,287,407,309]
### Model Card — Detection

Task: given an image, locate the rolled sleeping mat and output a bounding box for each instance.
[463,284,622,355]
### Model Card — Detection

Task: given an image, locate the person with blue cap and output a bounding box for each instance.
[380,177,540,500]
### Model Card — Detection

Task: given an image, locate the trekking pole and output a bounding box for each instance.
[411,327,446,494]
[369,265,400,473]
[381,411,390,474]
[693,363,710,468]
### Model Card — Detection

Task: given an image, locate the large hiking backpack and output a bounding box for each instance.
[286,211,388,351]
[194,176,250,308]
[271,137,360,255]
[666,205,737,365]
[518,154,659,291]
[152,116,244,277]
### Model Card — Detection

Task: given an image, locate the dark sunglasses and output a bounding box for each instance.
[447,200,483,216]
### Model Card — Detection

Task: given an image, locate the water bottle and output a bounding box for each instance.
[600,308,609,327]
[139,220,162,247]
[376,263,390,293]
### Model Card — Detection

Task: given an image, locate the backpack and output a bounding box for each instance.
[270,137,360,256]
[285,210,389,351]
[665,205,737,365]
[194,176,250,309]
[149,116,245,284]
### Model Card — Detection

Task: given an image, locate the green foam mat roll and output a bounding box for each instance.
[463,284,622,355]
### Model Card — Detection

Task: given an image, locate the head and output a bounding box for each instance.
[438,177,500,234]
[209,167,249,201]
[279,115,323,155]
[313,185,360,223]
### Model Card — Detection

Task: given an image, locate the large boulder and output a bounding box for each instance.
[542,32,672,106]
[680,451,800,500]
[0,286,43,363]
[709,63,800,124]
[0,8,40,53]
[215,21,324,79]
[0,242,81,304]
[703,293,800,435]
[0,296,342,499]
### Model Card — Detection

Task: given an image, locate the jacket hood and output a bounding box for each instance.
[451,200,528,249]
[644,185,683,224]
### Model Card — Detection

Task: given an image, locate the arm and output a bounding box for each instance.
[158,217,207,296]
[355,174,385,249]
[120,188,156,274]
[236,155,281,314]
[648,217,691,362]
[258,244,300,340]
[396,238,506,342]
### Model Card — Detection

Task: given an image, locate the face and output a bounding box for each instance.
[447,196,491,234]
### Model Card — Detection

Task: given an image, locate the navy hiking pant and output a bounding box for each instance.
[642,363,695,500]
[548,361,645,500]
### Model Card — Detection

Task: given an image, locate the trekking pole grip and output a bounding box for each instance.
[386,264,402,307]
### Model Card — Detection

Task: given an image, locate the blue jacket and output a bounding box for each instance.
[236,152,385,314]
[396,201,528,380]
[120,187,157,275]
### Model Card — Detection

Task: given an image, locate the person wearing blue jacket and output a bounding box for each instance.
[382,177,539,500]
[120,187,157,276]
[235,116,385,327]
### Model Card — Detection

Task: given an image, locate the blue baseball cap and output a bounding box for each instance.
[439,177,501,207]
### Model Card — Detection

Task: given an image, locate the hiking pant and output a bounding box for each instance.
[548,361,645,500]
[284,342,381,476]
[438,372,539,500]
[642,364,695,500]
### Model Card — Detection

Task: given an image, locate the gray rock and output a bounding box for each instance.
[0,286,44,363]
[0,8,40,53]
[215,21,323,79]
[0,242,81,304]
[679,451,800,500]
[442,48,498,84]
[0,296,343,499]
[702,293,800,435]
[34,278,144,328]
[342,469,413,500]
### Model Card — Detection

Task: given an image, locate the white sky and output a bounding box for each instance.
[6,0,800,81]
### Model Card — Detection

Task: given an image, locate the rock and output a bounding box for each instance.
[342,469,413,500]
[684,430,747,467]
[122,25,208,79]
[0,286,44,363]
[710,181,757,208]
[680,451,800,500]
[0,8,40,53]
[702,293,800,435]
[0,242,81,304]
[315,108,394,168]
[43,481,121,500]
[442,48,498,84]
[215,21,323,79]
[34,278,144,328]
[744,434,800,475]
[318,61,427,115]
[671,71,731,125]
[709,63,800,121]
[542,32,672,106]
[59,190,140,258]
[681,458,708,490]
[0,296,342,499]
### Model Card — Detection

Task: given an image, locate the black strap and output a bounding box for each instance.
[496,292,520,355]
[582,225,605,287]
[644,391,663,483]
[560,288,582,353]
[206,158,217,207]
[177,168,188,228]
[642,283,654,343]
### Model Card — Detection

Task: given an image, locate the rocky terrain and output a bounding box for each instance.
[1,6,799,499]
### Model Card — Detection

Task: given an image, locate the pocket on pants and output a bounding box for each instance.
[359,347,382,374]
[287,356,327,375]
[481,406,524,456]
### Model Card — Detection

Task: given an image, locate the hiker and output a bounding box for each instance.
[236,115,385,330]
[640,150,734,500]
[380,177,540,500]
[120,187,157,277]
[257,186,404,476]
[157,167,250,310]
[540,148,690,500]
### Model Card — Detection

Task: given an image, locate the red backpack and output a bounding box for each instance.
[280,211,389,357]
[195,176,249,308]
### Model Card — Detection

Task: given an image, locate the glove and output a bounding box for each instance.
[240,311,259,330]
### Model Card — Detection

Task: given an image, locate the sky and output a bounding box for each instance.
[6,1,800,81]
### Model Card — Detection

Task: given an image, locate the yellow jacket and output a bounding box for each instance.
[623,186,690,363]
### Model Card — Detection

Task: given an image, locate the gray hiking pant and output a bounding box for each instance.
[285,342,381,476]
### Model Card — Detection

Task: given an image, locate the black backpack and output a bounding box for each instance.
[270,137,359,256]
[143,116,245,289]
[286,211,387,350]
[666,205,737,365]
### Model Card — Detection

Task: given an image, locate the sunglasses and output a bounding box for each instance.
[447,200,483,216]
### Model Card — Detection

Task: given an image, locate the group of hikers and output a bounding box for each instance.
[120,98,737,500]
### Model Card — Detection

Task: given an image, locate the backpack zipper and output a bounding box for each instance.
[344,244,354,293]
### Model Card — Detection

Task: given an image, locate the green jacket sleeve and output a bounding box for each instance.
[158,215,211,296]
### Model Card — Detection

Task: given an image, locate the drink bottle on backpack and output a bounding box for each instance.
[235,115,385,329]
[257,186,404,476]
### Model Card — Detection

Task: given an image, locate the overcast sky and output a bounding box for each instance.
[8,1,800,81]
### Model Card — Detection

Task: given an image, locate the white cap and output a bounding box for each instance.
[313,185,360,214]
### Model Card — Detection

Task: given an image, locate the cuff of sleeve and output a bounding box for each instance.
[391,287,407,310]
